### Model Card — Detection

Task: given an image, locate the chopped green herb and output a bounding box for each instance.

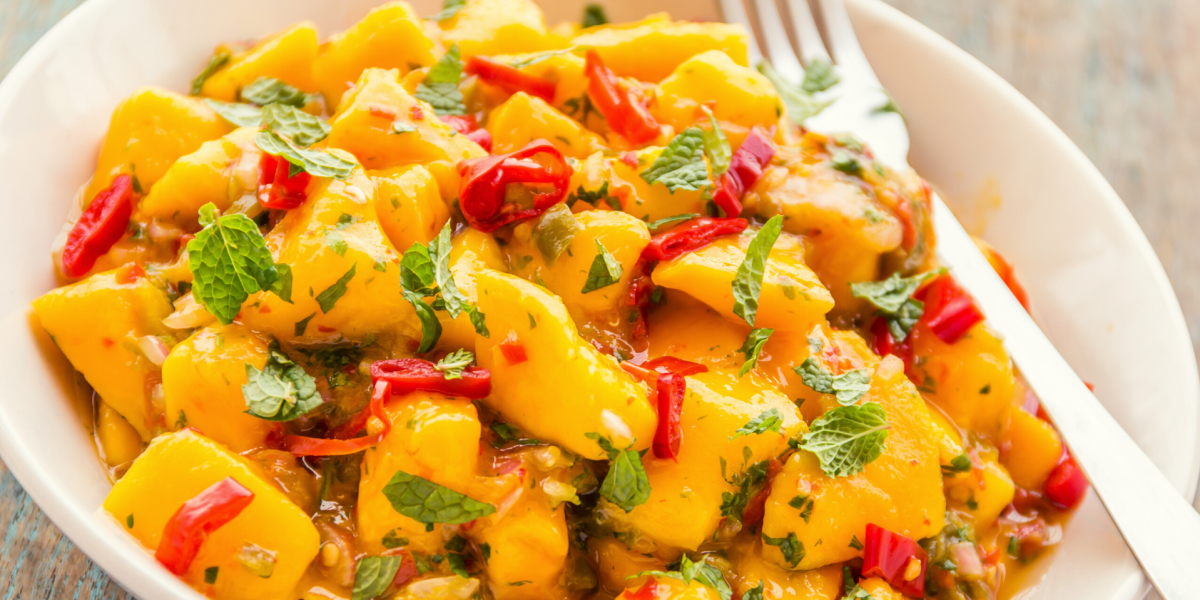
[315,264,356,313]
[641,128,710,192]
[187,203,282,324]
[435,349,474,380]
[942,453,974,475]
[428,0,466,21]
[255,130,356,179]
[415,45,465,116]
[203,566,219,584]
[737,327,774,377]
[261,102,331,146]
[801,58,839,93]
[731,408,784,440]
[242,342,321,421]
[731,216,784,327]
[794,357,872,405]
[762,531,805,567]
[800,402,890,478]
[241,77,311,107]
[587,433,651,512]
[759,61,834,125]
[700,106,731,179]
[581,239,623,294]
[647,213,700,231]
[351,556,402,600]
[582,3,609,27]
[382,470,496,524]
[191,50,230,95]
[204,99,263,127]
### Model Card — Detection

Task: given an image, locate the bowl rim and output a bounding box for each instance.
[0,1,1194,599]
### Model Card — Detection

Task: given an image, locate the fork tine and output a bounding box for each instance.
[783,0,831,65]
[717,0,764,67]
[748,0,805,83]
[811,0,880,85]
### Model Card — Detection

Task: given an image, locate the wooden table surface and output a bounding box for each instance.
[0,0,1197,597]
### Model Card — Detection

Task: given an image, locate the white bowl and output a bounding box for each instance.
[0,0,1193,599]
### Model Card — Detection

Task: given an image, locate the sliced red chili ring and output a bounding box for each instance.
[370,359,492,398]
[278,380,394,456]
[640,217,748,264]
[584,49,660,145]
[155,476,255,575]
[457,140,573,232]
[463,55,557,103]
[710,126,776,218]
[61,174,134,278]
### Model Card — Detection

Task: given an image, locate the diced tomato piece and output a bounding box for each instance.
[1044,453,1088,510]
[916,274,984,344]
[710,127,776,218]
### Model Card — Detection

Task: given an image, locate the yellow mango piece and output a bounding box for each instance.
[103,430,319,600]
[610,370,805,552]
[437,229,508,352]
[655,50,782,132]
[589,536,668,596]
[473,270,654,459]
[313,2,438,109]
[910,322,1014,440]
[97,402,144,467]
[755,326,882,422]
[138,127,261,228]
[488,92,607,158]
[239,168,421,344]
[647,290,749,373]
[1003,409,1063,489]
[616,577,721,600]
[652,234,834,332]
[358,392,481,556]
[496,51,590,118]
[33,270,174,439]
[858,577,906,600]
[924,401,969,473]
[727,540,845,600]
[566,150,703,222]
[370,164,449,252]
[946,449,1014,527]
[761,356,945,570]
[438,0,553,58]
[86,87,233,202]
[162,324,276,453]
[572,17,749,82]
[326,68,486,199]
[472,495,569,599]
[199,23,320,102]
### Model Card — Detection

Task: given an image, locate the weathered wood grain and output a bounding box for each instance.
[0,0,1196,597]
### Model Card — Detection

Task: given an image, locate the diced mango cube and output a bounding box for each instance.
[488,92,607,158]
[437,0,554,58]
[97,401,144,467]
[103,430,319,600]
[572,17,749,82]
[1004,409,1063,489]
[728,541,845,600]
[859,577,906,600]
[370,164,449,252]
[945,449,1014,526]
[138,127,260,228]
[199,23,320,102]
[589,536,669,596]
[910,322,1015,440]
[471,495,569,599]
[655,50,782,132]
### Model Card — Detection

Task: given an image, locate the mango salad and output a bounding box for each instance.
[32,1,1084,599]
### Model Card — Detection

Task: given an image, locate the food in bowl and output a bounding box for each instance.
[30,1,1084,599]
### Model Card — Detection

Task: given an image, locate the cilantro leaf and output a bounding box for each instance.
[415,45,465,116]
[316,264,356,313]
[759,61,834,125]
[587,432,651,512]
[436,349,474,380]
[641,127,710,192]
[240,77,311,107]
[242,343,321,421]
[763,531,805,567]
[800,402,890,478]
[188,203,278,324]
[351,556,402,600]
[428,0,465,21]
[737,327,773,377]
[191,50,230,96]
[261,102,331,147]
[745,581,766,600]
[581,239,623,294]
[256,131,356,179]
[382,470,496,524]
[204,99,262,127]
[731,216,784,327]
[731,408,783,440]
[700,106,732,179]
[794,358,873,405]
[647,213,700,231]
[582,3,609,27]
[801,58,839,93]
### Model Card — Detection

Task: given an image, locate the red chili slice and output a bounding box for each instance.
[626,578,659,600]
[861,523,927,598]
[584,49,660,144]
[61,174,134,278]
[978,242,1031,312]
[1044,452,1088,510]
[464,55,556,103]
[642,356,709,377]
[457,140,573,232]
[869,317,914,372]
[370,359,492,398]
[499,337,528,365]
[916,274,984,344]
[622,357,707,461]
[279,380,394,456]
[258,152,311,210]
[710,127,776,218]
[155,477,255,575]
[640,217,748,264]
[439,114,494,153]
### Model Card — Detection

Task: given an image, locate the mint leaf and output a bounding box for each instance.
[399,243,436,296]
[737,327,773,377]
[191,50,230,96]
[407,293,442,353]
[763,531,805,567]
[415,45,465,116]
[188,203,278,324]
[587,433,650,512]
[241,77,310,107]
[700,106,732,179]
[382,470,496,524]
[693,562,733,600]
[789,494,814,523]
[731,215,784,327]
[316,264,356,313]
[204,99,262,127]
[242,342,321,421]
[851,270,942,341]
[745,581,766,600]
[399,224,487,351]
[647,213,700,232]
[430,222,468,318]
[269,263,293,303]
[730,408,783,440]
[352,555,402,600]
[490,421,540,448]
[800,402,890,478]
[568,181,621,210]
[842,565,876,600]
[801,58,839,93]
[256,131,356,180]
[793,358,872,405]
[759,62,833,125]
[261,102,331,147]
[428,0,465,21]
[582,3,608,27]
[294,313,315,337]
[641,127,710,192]
[436,349,474,380]
[719,457,769,523]
[581,239,623,294]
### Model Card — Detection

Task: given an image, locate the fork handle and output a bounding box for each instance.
[933,195,1200,600]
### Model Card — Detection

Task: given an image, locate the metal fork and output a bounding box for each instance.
[719,0,1200,597]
